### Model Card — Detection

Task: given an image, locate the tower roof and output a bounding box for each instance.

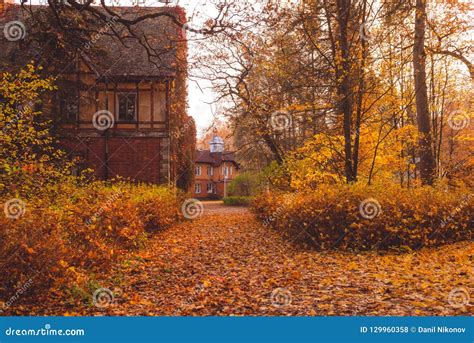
[209,135,224,145]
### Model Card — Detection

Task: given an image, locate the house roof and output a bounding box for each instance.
[196,150,238,167]
[0,4,185,80]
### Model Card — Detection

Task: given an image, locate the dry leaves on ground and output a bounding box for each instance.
[28,204,472,316]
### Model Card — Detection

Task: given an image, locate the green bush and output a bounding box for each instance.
[223,196,253,206]
[228,172,263,196]
[252,184,473,251]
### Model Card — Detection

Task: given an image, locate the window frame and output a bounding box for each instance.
[195,165,202,176]
[207,183,214,194]
[195,183,201,194]
[117,92,137,122]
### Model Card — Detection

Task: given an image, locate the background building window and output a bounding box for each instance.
[207,183,214,193]
[117,93,137,121]
[195,165,201,176]
[195,183,201,194]
[207,166,213,176]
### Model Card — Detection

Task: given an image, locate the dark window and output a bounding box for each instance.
[118,93,137,122]
[59,92,78,122]
[207,183,215,194]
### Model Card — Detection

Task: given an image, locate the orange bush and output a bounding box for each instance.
[253,184,473,251]
[0,181,181,307]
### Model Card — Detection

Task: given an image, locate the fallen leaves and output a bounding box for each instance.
[5,204,473,316]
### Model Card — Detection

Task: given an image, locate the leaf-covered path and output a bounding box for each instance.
[77,203,472,316]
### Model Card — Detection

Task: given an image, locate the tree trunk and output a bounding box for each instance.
[413,0,436,185]
[336,0,354,183]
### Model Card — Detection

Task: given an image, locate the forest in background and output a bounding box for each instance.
[194,0,472,190]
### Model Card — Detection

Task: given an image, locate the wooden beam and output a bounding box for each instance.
[136,82,139,130]
[150,82,154,129]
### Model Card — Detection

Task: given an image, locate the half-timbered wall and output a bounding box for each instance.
[54,62,173,184]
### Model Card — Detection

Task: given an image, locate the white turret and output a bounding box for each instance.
[209,135,224,153]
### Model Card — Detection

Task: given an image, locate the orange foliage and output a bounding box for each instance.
[253,184,473,251]
[0,181,182,305]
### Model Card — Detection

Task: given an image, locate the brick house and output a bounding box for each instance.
[191,135,239,199]
[0,3,194,186]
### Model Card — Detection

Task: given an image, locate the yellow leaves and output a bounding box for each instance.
[347,261,358,270]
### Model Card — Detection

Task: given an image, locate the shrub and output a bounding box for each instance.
[252,184,473,251]
[0,180,181,309]
[223,196,253,206]
[227,172,263,196]
[131,184,181,231]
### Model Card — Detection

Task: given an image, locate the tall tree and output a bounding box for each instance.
[413,0,436,185]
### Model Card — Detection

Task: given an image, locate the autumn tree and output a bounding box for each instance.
[413,0,436,185]
[0,65,73,197]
